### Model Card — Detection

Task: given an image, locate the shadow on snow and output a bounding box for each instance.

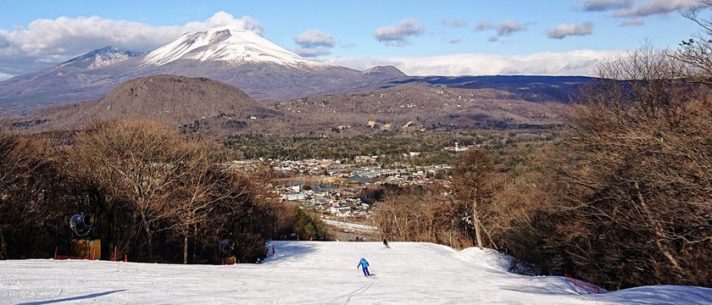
[17,289,126,305]
[264,241,318,264]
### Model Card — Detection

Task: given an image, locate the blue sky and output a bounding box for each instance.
[0,0,706,78]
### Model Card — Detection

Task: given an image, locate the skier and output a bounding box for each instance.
[357,257,371,276]
[383,239,390,248]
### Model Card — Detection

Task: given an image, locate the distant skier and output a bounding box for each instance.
[357,257,371,276]
[383,239,390,248]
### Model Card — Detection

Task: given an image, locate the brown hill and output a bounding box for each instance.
[6,77,562,136]
[9,75,279,132]
[268,83,561,134]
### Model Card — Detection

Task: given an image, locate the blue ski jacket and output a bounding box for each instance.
[358,258,369,269]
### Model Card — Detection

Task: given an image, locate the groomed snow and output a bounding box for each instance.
[1,241,710,304]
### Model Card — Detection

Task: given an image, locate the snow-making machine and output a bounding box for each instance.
[218,239,237,265]
[67,213,101,260]
[69,213,94,237]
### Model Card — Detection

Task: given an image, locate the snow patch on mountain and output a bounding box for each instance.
[59,46,141,70]
[143,26,323,67]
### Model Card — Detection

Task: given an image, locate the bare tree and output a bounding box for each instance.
[171,142,221,264]
[451,149,496,249]
[675,2,712,85]
[372,183,475,249]
[69,120,193,261]
[536,45,712,287]
[0,131,76,260]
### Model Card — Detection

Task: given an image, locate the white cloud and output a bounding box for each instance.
[182,12,263,34]
[619,17,646,26]
[0,71,12,80]
[580,0,633,12]
[442,19,468,28]
[495,21,528,36]
[0,11,261,76]
[295,47,332,58]
[293,29,335,57]
[323,50,621,77]
[547,22,594,39]
[0,35,10,48]
[581,0,704,26]
[295,29,335,48]
[474,20,529,41]
[615,0,705,17]
[374,19,424,46]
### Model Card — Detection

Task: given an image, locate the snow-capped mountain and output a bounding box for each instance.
[60,46,142,70]
[144,26,319,67]
[0,26,404,114]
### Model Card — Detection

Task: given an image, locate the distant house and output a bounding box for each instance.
[354,155,378,164]
[328,206,352,216]
[286,193,307,201]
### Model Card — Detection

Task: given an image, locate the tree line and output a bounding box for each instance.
[0,119,328,264]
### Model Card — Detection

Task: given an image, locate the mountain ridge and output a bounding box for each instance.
[0,27,405,114]
[10,75,277,131]
[6,75,562,135]
[59,46,143,70]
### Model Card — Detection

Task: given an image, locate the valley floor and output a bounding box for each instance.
[1,241,710,304]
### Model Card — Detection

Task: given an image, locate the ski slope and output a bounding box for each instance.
[1,241,710,304]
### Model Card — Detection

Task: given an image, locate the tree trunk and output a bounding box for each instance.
[139,209,153,261]
[109,198,117,261]
[473,196,484,249]
[634,181,682,272]
[144,226,153,261]
[447,219,454,248]
[192,223,197,263]
[183,234,189,264]
[0,228,6,259]
[393,213,402,239]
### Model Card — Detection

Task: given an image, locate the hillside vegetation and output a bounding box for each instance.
[373,46,712,289]
[0,120,328,264]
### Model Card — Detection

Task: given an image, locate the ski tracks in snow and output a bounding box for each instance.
[329,282,373,305]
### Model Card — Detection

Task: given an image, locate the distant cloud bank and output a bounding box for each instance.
[325,50,622,77]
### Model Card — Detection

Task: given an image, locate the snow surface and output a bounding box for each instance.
[1,241,710,304]
[144,26,322,67]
